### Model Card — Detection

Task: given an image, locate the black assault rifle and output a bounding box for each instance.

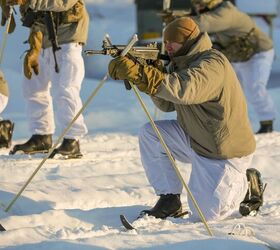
[84,35,169,90]
[44,11,61,73]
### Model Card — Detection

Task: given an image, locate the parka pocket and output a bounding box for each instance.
[60,0,84,24]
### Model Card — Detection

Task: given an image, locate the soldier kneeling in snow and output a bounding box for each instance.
[108,17,264,221]
[0,71,14,150]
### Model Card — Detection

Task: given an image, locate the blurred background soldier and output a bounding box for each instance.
[191,0,277,133]
[6,0,89,158]
[0,71,14,149]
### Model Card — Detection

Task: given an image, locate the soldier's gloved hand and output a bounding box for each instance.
[0,0,16,33]
[24,30,43,79]
[108,56,166,95]
[153,59,167,72]
[108,56,140,81]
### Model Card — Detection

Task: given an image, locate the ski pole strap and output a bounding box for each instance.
[53,46,60,73]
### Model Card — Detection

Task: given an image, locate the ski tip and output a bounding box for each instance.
[173,210,189,218]
[120,214,135,230]
[0,224,6,232]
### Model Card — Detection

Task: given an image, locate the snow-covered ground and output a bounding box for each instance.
[0,0,280,249]
[0,129,279,249]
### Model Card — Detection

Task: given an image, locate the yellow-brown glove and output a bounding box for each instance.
[6,0,26,5]
[24,29,43,79]
[108,56,165,95]
[0,0,16,33]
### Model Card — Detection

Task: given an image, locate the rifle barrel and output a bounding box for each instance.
[84,50,106,56]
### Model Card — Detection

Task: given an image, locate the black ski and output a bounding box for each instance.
[173,210,189,218]
[120,210,189,231]
[0,224,6,232]
[120,214,135,230]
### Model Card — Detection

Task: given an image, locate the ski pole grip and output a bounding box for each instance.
[123,80,131,90]
[120,34,138,90]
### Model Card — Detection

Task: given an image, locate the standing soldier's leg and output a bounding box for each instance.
[10,52,54,154]
[233,49,276,133]
[250,49,276,133]
[0,71,14,148]
[0,93,13,149]
[52,43,88,158]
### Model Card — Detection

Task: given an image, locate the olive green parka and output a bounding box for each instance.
[27,0,89,48]
[152,32,256,159]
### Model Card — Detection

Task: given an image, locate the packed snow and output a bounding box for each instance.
[0,0,280,249]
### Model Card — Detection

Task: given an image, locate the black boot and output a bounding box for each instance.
[9,134,52,155]
[0,223,5,231]
[256,120,273,134]
[50,138,82,159]
[239,168,266,216]
[140,194,182,219]
[0,120,14,149]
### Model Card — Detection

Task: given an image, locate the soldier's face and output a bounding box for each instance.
[165,41,183,57]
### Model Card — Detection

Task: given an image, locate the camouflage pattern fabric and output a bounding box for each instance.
[216,29,258,62]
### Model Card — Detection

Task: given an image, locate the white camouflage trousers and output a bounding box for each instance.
[139,120,252,221]
[22,43,87,139]
[232,49,276,122]
[0,93,8,115]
